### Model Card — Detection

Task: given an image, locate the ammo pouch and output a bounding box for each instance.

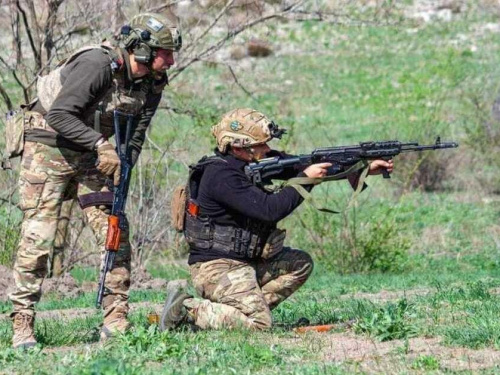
[184,214,268,259]
[2,109,25,169]
[171,185,187,232]
[262,228,286,259]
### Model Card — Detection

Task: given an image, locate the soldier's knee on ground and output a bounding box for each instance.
[250,310,273,330]
[291,250,314,283]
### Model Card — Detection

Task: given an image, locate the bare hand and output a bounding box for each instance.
[303,162,332,178]
[368,159,394,176]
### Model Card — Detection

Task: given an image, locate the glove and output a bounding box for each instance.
[96,140,121,185]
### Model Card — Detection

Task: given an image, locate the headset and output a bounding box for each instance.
[120,25,156,65]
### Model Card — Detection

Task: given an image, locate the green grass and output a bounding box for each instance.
[4,262,500,373]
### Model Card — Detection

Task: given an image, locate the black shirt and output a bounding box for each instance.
[188,150,310,264]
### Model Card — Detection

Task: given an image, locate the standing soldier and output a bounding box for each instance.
[9,13,182,348]
[160,108,393,331]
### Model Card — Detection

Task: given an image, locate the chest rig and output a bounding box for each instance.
[184,156,275,260]
[36,45,158,138]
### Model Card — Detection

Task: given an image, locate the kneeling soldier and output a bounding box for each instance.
[161,108,393,330]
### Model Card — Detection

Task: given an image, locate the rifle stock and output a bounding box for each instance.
[105,215,121,251]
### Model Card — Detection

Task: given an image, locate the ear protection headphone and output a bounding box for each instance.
[121,25,156,65]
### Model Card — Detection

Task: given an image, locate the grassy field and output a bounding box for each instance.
[2,262,500,373]
[2,1,500,374]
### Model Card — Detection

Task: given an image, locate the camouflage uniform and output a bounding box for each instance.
[10,141,131,317]
[184,248,313,330]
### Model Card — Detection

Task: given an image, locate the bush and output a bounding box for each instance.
[354,299,419,341]
[296,205,411,275]
[0,210,21,267]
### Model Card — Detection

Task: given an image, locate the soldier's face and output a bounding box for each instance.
[232,143,271,162]
[250,144,271,160]
[151,49,175,72]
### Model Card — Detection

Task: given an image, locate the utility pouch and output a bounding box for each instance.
[171,185,187,232]
[2,109,25,169]
[184,214,213,249]
[262,228,286,259]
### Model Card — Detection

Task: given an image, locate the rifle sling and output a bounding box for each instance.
[285,161,369,214]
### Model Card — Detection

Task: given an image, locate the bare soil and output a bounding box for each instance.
[0,301,163,322]
[0,266,168,301]
[0,265,14,301]
[281,332,500,373]
[341,286,500,304]
[339,288,431,303]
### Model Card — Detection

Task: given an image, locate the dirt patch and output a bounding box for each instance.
[131,267,168,291]
[339,288,431,303]
[43,273,83,299]
[341,286,500,304]
[1,265,168,301]
[0,301,163,322]
[0,265,14,301]
[0,267,84,301]
[281,332,499,372]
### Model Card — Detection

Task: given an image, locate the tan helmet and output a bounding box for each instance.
[211,108,286,153]
[123,13,182,52]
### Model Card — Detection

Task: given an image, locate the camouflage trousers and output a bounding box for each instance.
[9,141,131,317]
[184,248,313,330]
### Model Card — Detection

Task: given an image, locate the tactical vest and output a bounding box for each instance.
[183,156,275,259]
[36,45,156,138]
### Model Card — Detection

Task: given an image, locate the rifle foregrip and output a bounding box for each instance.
[105,215,121,251]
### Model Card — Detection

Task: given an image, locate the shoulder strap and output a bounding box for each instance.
[285,160,370,214]
[58,45,119,69]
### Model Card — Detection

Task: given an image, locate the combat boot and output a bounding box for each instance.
[100,305,130,341]
[159,279,192,331]
[11,312,37,349]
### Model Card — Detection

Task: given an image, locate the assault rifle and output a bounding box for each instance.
[244,137,459,185]
[95,110,134,309]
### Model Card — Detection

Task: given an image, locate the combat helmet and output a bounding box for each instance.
[121,13,182,56]
[211,108,286,153]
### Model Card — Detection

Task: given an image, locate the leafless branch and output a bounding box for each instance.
[226,64,256,100]
[146,0,183,13]
[157,104,197,118]
[0,82,13,111]
[171,0,305,80]
[16,0,42,71]
[184,0,237,54]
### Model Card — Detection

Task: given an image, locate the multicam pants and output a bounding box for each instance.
[184,248,313,330]
[9,141,131,316]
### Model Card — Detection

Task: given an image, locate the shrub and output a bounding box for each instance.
[297,205,411,275]
[354,299,418,341]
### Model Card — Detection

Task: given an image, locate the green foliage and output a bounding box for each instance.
[35,316,100,346]
[411,355,440,371]
[0,207,21,267]
[296,205,411,275]
[354,299,418,341]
